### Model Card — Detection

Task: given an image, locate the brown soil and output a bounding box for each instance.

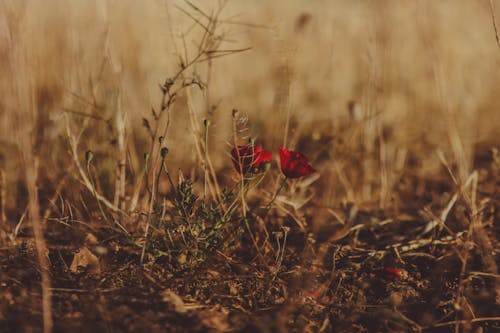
[1,148,499,333]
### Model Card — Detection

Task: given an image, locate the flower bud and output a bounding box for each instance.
[203,119,211,127]
[85,150,94,163]
[160,147,169,159]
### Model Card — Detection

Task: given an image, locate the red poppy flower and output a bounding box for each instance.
[231,145,272,174]
[383,266,401,280]
[278,147,316,179]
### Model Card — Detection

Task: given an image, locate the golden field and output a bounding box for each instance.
[1,1,499,332]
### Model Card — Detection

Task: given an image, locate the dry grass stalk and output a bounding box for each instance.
[489,0,500,50]
[22,154,53,333]
[0,168,6,227]
[140,152,160,264]
[65,117,121,214]
[114,98,127,211]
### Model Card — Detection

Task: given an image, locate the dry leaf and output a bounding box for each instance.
[161,289,187,314]
[70,247,100,274]
[84,233,98,245]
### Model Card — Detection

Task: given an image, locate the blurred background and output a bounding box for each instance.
[1,0,500,221]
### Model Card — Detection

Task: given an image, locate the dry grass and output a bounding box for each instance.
[1,1,500,332]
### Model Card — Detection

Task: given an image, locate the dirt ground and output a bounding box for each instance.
[1,145,499,333]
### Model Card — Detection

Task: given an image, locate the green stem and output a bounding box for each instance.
[241,177,246,218]
[220,179,247,223]
[162,161,193,234]
[162,160,176,190]
[154,160,163,202]
[218,168,269,225]
[143,153,151,196]
[141,160,162,264]
[263,177,287,217]
[243,216,266,264]
[203,120,210,205]
[87,162,109,222]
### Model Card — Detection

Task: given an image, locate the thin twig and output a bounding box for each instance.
[488,0,500,50]
[140,159,160,264]
[86,157,109,223]
[263,177,287,217]
[424,316,500,330]
[65,116,123,214]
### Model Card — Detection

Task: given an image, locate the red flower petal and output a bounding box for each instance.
[383,266,401,280]
[231,145,271,174]
[258,150,273,165]
[278,147,316,179]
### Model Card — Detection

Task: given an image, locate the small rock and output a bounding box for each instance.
[161,289,187,314]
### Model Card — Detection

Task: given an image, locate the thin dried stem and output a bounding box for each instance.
[140,159,159,264]
[23,154,53,333]
[0,168,6,227]
[65,117,122,214]
[488,0,500,50]
[114,97,127,211]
